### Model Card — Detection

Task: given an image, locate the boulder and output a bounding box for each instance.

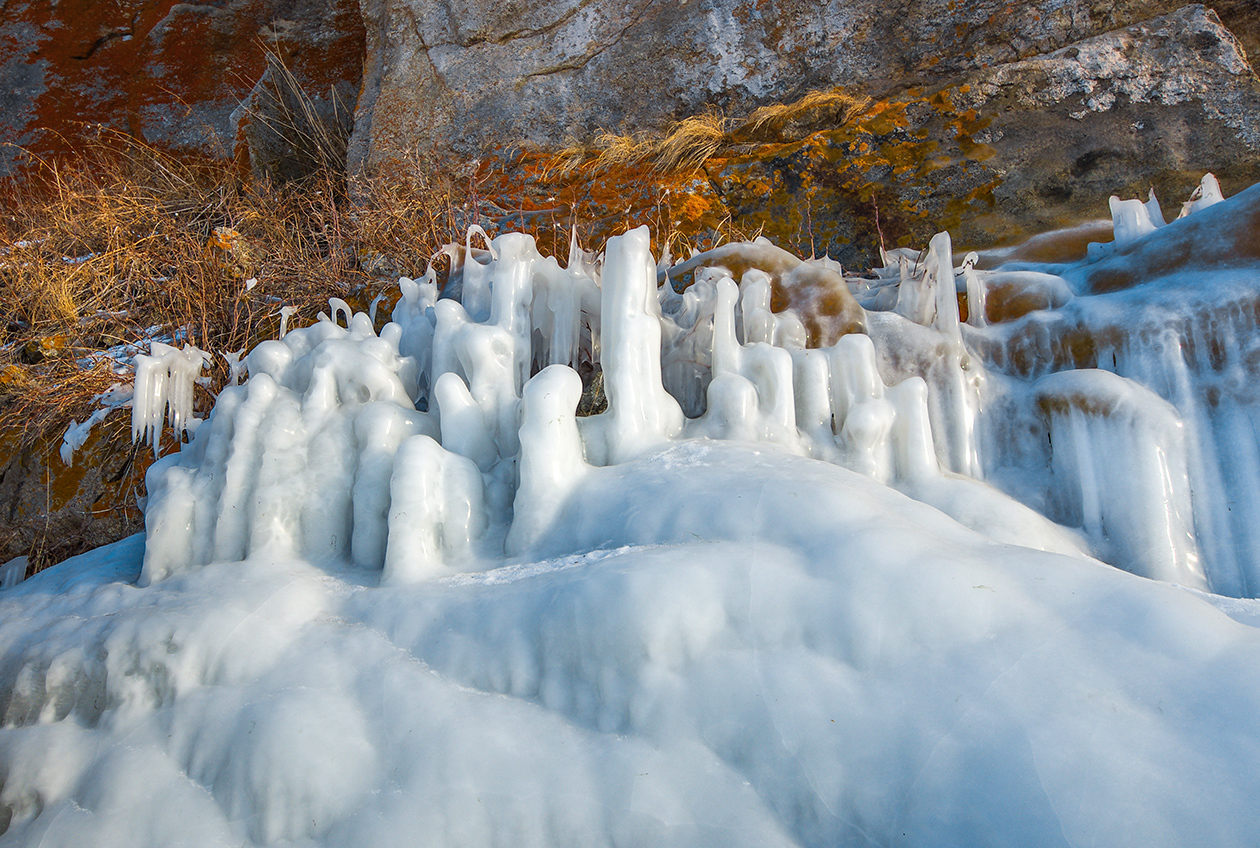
[400,4,1260,269]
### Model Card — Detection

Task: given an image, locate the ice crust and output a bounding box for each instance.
[4,176,1260,845]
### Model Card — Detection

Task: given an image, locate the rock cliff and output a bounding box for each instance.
[348,0,1260,167]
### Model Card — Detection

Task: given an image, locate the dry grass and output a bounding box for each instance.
[653,111,729,173]
[734,87,871,143]
[553,87,870,177]
[0,131,461,459]
[238,45,356,183]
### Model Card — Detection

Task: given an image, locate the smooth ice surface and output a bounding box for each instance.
[4,452,1260,847]
[5,177,1260,846]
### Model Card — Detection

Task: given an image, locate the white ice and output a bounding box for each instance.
[3,175,1260,847]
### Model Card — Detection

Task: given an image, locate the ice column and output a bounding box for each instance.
[383,435,487,583]
[695,276,798,447]
[351,403,437,570]
[392,270,440,402]
[460,225,498,322]
[960,252,986,328]
[830,334,897,483]
[579,226,684,465]
[506,365,588,554]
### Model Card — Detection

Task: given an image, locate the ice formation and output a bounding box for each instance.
[59,383,134,467]
[5,174,1260,847]
[131,342,209,454]
[129,176,1260,598]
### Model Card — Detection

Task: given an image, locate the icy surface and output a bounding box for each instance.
[4,176,1260,845]
[0,557,26,590]
[4,454,1260,847]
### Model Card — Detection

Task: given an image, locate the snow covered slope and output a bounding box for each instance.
[4,446,1260,847]
[4,176,1260,846]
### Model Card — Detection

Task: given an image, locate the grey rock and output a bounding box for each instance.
[349,0,1259,171]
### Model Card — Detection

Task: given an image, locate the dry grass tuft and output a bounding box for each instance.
[554,87,869,177]
[734,87,871,143]
[653,110,729,173]
[238,45,356,183]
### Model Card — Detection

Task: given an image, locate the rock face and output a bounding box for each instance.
[349,0,1259,169]
[0,0,365,175]
[705,4,1260,265]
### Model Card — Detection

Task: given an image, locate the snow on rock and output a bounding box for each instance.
[4,176,1260,845]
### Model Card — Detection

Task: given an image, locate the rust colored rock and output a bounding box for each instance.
[0,0,365,175]
[0,422,149,574]
[665,240,866,347]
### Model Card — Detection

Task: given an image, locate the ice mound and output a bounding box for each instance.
[4,448,1260,846]
[5,173,1260,846]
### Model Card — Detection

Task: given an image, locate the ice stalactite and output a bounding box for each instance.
[1033,369,1203,588]
[131,342,210,453]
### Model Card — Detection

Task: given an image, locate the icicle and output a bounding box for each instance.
[894,252,934,326]
[488,232,539,393]
[278,305,296,338]
[1145,187,1167,228]
[329,297,353,328]
[1035,369,1205,589]
[1178,173,1225,218]
[369,292,388,324]
[461,224,498,322]
[1109,195,1160,245]
[131,342,209,454]
[961,252,987,328]
[927,231,961,341]
[223,348,248,386]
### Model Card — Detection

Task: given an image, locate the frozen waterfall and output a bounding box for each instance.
[134,176,1260,596]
